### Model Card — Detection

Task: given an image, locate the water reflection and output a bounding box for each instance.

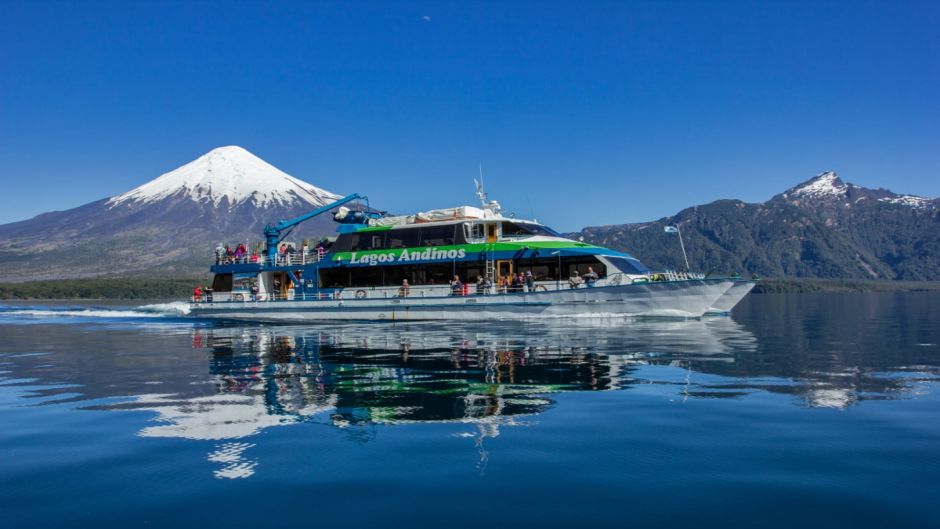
[2,294,939,481]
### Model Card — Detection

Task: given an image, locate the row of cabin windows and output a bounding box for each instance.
[335,221,562,252]
[318,256,606,288]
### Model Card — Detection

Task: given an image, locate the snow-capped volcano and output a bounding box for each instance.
[108,146,342,208]
[0,146,354,280]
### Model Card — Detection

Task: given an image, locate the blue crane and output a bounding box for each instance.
[263,193,372,263]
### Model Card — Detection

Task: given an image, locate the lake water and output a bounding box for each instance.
[1,293,938,528]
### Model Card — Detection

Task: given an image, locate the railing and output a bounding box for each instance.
[191,271,720,305]
[215,251,323,267]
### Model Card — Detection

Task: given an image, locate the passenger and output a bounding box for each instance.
[214,244,224,265]
[234,243,246,263]
[478,275,493,295]
[193,285,203,303]
[568,270,583,289]
[583,266,599,287]
[525,270,535,291]
[224,244,234,264]
[511,273,524,293]
[398,279,410,298]
[278,244,287,265]
[250,282,259,301]
[450,275,463,296]
[250,252,259,263]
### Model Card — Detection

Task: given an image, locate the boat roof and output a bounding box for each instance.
[355,205,544,231]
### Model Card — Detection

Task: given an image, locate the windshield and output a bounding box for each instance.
[605,256,649,275]
[501,221,561,238]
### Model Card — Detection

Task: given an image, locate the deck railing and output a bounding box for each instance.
[192,271,712,304]
[216,251,323,267]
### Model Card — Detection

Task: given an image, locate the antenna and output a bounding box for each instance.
[474,164,488,208]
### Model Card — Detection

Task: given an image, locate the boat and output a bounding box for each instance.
[188,187,755,322]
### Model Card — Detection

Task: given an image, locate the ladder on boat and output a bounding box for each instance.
[484,244,496,285]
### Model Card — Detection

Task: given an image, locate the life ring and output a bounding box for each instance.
[355,289,367,299]
[232,293,245,302]
[535,285,548,292]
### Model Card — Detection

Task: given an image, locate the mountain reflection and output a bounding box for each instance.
[3,298,937,480]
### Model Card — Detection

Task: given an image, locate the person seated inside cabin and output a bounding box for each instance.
[569,270,583,289]
[398,279,410,298]
[450,275,463,296]
[583,266,599,287]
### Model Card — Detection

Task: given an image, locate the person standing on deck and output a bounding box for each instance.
[450,275,463,296]
[583,267,599,287]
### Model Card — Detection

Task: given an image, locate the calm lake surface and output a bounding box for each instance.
[1,293,938,529]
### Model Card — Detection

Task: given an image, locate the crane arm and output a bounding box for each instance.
[263,193,364,262]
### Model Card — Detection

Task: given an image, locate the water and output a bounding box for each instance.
[0,293,938,528]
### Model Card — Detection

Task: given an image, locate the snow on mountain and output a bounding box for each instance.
[787,171,849,199]
[108,146,342,209]
[878,195,932,209]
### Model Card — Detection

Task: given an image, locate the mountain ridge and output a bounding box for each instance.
[573,172,939,280]
[1,155,937,281]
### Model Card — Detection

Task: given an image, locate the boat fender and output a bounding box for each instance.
[632,277,650,284]
[233,293,245,301]
[535,285,548,292]
[355,289,367,299]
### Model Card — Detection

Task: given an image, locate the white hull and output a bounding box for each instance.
[189,279,749,322]
[707,281,757,313]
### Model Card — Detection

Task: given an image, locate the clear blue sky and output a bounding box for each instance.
[1,1,938,231]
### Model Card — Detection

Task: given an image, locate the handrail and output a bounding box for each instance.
[191,272,724,305]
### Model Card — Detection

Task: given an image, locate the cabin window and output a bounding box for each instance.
[419,226,456,247]
[464,222,485,243]
[605,256,649,275]
[386,229,421,249]
[500,222,561,238]
[346,233,386,251]
[212,274,233,292]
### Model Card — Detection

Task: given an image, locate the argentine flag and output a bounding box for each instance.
[664,225,679,233]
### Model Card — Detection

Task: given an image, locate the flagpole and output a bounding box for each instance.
[676,225,690,272]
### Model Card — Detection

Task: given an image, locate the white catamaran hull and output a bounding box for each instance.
[707,280,757,314]
[189,279,750,322]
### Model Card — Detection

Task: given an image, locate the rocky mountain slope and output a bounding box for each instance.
[574,172,940,280]
[0,146,353,281]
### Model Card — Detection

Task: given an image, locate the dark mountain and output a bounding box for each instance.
[573,172,940,280]
[0,146,354,281]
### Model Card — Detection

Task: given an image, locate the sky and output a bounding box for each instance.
[1,1,938,231]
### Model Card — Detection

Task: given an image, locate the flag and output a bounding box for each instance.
[664,226,678,233]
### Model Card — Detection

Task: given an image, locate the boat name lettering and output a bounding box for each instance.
[349,248,467,266]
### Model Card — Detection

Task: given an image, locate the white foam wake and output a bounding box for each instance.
[3,301,191,319]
